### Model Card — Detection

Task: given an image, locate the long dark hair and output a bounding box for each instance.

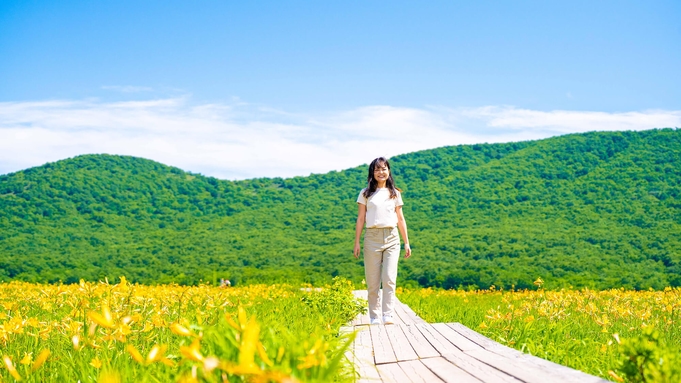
[363,157,401,199]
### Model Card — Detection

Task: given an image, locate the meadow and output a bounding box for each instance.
[398,284,681,382]
[0,277,364,382]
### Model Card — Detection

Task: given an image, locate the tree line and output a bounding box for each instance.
[0,128,679,289]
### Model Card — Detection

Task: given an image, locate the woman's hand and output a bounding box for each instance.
[353,243,361,259]
[396,206,411,259]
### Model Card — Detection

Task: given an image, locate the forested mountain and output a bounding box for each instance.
[1,129,680,289]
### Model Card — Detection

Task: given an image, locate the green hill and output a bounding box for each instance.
[1,129,680,289]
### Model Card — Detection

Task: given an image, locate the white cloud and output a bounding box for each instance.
[0,98,679,180]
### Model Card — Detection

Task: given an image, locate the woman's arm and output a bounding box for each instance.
[396,206,411,258]
[353,203,366,259]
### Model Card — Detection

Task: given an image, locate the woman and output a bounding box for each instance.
[353,157,411,325]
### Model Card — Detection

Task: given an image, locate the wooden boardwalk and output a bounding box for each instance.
[342,290,609,383]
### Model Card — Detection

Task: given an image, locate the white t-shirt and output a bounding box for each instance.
[357,188,404,228]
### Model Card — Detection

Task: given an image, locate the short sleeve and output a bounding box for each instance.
[395,190,404,207]
[357,189,368,205]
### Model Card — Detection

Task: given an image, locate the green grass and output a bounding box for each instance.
[398,287,681,381]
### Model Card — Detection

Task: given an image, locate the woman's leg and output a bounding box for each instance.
[363,230,383,320]
[381,228,401,318]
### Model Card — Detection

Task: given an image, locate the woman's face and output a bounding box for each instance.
[373,163,390,183]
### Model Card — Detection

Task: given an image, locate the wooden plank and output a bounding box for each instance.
[391,308,408,325]
[415,324,522,383]
[356,362,382,383]
[353,327,382,383]
[353,327,373,361]
[351,313,368,326]
[464,348,562,383]
[398,360,445,383]
[448,323,610,383]
[359,312,371,326]
[389,309,406,325]
[440,352,522,383]
[432,323,484,352]
[370,324,397,365]
[394,297,427,325]
[384,325,418,362]
[421,357,483,383]
[390,299,409,321]
[401,324,440,358]
[415,324,457,355]
[447,323,515,355]
[392,300,418,325]
[377,363,411,383]
[417,325,536,382]
[509,355,610,383]
[469,348,609,383]
[356,362,383,383]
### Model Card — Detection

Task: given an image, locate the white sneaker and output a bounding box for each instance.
[383,316,394,325]
[370,318,382,325]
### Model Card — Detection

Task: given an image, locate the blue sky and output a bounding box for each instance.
[1,1,679,179]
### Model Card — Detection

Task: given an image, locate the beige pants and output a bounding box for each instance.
[364,227,400,320]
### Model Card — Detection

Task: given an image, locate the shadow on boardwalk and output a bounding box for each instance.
[341,290,609,383]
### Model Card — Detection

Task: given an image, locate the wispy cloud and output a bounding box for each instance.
[457,106,681,133]
[0,98,679,179]
[102,85,154,93]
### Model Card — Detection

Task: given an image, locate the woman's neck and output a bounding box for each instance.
[376,181,387,188]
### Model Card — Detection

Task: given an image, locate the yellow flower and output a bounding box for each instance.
[219,361,263,376]
[239,315,260,368]
[19,353,32,365]
[90,357,102,369]
[3,355,23,381]
[160,357,176,367]
[180,339,204,362]
[297,339,328,369]
[126,345,145,364]
[32,349,50,371]
[297,353,319,369]
[88,305,115,329]
[257,342,273,367]
[146,344,168,364]
[170,322,193,337]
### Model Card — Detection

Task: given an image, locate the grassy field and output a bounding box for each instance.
[398,285,681,382]
[0,277,364,382]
